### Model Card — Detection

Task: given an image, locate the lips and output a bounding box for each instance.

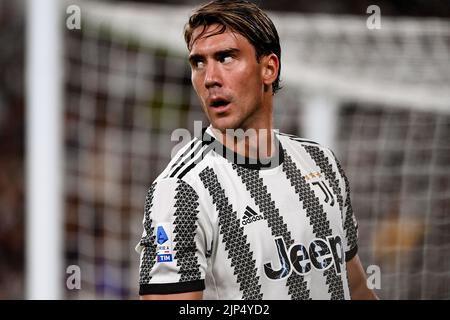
[209,96,230,107]
[208,96,231,112]
[210,99,230,107]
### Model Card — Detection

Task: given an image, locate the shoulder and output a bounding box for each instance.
[276,131,320,147]
[277,131,342,173]
[149,134,221,196]
[276,131,334,156]
[155,135,216,182]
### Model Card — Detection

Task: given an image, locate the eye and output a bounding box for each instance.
[190,58,205,70]
[196,61,205,69]
[220,55,233,64]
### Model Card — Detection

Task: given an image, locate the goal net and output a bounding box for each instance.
[63,1,450,299]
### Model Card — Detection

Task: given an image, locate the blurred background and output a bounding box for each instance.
[0,0,449,299]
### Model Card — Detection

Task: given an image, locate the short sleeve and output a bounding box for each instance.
[136,178,211,295]
[332,152,359,262]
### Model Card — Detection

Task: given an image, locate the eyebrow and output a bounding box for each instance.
[188,48,240,64]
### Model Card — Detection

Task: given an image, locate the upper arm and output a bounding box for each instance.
[137,178,210,299]
[346,254,378,300]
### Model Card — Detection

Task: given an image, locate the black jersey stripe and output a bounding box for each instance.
[199,167,263,300]
[139,183,157,285]
[233,164,311,300]
[177,140,216,179]
[282,151,346,300]
[168,139,199,172]
[169,140,205,178]
[172,137,217,179]
[173,180,202,282]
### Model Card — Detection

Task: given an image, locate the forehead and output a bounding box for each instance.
[189,24,254,54]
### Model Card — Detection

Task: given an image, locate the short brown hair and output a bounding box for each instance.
[184,0,282,94]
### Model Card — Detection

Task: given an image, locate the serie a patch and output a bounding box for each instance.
[155,223,174,263]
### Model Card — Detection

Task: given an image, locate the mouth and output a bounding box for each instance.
[208,97,231,112]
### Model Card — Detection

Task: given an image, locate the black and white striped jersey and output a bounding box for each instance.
[137,126,358,300]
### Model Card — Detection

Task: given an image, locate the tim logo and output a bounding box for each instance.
[264,235,344,280]
[157,254,173,262]
[242,206,264,225]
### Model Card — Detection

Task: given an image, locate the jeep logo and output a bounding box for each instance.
[264,235,345,280]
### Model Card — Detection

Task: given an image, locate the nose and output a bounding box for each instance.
[204,61,222,89]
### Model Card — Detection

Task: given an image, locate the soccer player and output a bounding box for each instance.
[137,0,378,300]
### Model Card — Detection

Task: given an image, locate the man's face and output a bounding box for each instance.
[189,24,266,132]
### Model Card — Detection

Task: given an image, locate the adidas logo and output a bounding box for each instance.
[242,206,264,225]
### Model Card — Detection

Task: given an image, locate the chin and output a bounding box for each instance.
[210,118,243,133]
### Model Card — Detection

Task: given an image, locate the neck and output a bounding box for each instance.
[211,99,274,160]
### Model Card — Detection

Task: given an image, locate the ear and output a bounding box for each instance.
[261,53,279,90]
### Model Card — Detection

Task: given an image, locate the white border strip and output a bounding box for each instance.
[26,0,64,299]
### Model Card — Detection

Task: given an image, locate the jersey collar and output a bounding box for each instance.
[199,126,284,170]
